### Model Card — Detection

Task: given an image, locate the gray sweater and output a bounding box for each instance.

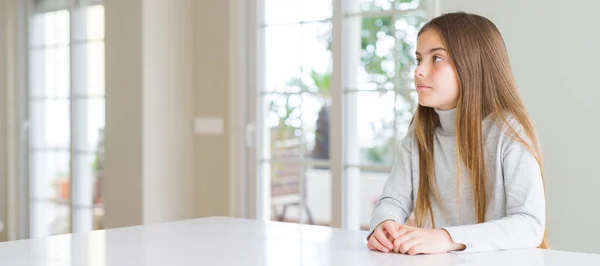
[369,108,545,253]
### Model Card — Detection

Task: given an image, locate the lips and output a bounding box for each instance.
[416,84,432,91]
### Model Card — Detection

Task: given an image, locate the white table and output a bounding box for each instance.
[1,217,599,265]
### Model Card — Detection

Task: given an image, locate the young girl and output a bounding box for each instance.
[367,12,548,255]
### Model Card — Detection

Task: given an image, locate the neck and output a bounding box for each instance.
[434,107,456,135]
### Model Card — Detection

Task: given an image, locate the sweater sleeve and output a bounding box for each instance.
[367,135,415,239]
[442,138,546,253]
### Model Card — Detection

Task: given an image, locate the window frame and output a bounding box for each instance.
[245,0,440,229]
[26,0,105,237]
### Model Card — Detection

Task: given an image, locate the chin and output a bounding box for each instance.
[418,99,436,109]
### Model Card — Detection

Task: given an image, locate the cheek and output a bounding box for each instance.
[432,65,459,95]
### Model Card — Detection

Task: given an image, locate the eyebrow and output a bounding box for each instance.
[415,47,447,56]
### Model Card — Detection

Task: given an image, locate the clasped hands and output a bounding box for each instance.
[367,220,465,255]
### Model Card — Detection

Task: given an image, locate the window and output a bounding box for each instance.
[256,0,431,229]
[28,0,105,237]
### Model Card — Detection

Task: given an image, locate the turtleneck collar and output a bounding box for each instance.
[434,108,456,135]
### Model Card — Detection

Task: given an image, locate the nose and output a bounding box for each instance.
[415,63,426,79]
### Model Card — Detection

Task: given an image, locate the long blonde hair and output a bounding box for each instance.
[412,12,549,249]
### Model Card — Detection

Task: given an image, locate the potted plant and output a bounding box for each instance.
[53,172,70,202]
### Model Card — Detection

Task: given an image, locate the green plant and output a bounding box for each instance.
[287,69,331,100]
[92,156,99,173]
[269,93,302,141]
[364,117,396,165]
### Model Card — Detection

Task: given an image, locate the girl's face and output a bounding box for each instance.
[414,29,459,110]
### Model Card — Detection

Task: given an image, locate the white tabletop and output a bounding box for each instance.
[1,217,599,266]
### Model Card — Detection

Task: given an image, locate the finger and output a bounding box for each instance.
[393,238,403,253]
[399,237,423,254]
[374,230,394,250]
[395,227,416,241]
[393,223,410,238]
[386,232,396,244]
[407,244,424,255]
[383,222,401,239]
[393,231,418,253]
[368,236,390,253]
[367,241,375,251]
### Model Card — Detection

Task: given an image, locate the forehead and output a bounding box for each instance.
[417,29,445,52]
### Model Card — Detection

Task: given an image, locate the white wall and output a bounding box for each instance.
[104,0,144,228]
[193,0,232,218]
[104,0,197,227]
[0,0,28,241]
[104,0,232,227]
[442,0,600,254]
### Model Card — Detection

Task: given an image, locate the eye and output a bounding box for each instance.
[416,58,422,65]
[433,55,443,63]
